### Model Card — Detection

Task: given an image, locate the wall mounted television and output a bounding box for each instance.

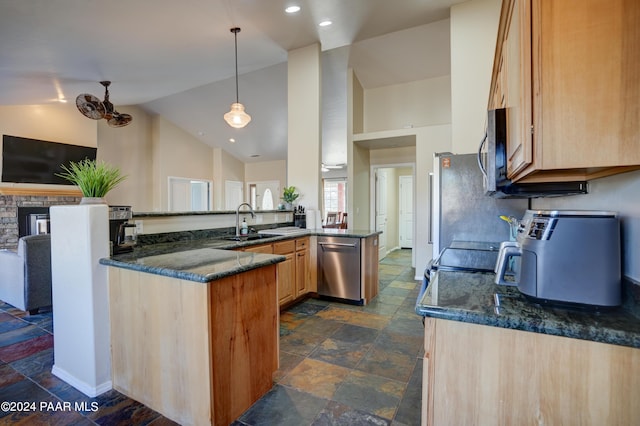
[1,135,97,185]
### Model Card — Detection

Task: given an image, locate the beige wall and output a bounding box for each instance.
[151,116,214,211]
[370,146,416,165]
[245,160,286,186]
[450,0,502,154]
[98,105,153,210]
[287,44,322,210]
[0,104,97,148]
[364,76,452,133]
[0,103,98,192]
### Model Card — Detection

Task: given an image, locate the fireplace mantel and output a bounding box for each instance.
[0,187,82,197]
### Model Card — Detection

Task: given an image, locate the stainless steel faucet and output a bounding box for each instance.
[236,202,255,236]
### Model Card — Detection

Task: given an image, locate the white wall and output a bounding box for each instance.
[532,170,640,281]
[450,0,502,154]
[364,76,452,133]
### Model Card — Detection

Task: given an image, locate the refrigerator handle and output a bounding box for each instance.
[428,172,433,244]
[477,131,488,181]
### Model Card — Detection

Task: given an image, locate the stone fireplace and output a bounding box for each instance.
[0,191,82,250]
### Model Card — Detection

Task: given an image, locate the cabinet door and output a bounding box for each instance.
[503,0,533,178]
[276,253,295,305]
[274,240,295,306]
[295,248,309,297]
[428,319,640,424]
[533,0,640,170]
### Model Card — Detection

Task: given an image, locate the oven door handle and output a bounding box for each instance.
[318,242,358,248]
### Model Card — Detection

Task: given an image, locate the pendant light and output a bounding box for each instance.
[224,27,251,128]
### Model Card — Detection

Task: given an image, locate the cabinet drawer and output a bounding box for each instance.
[244,244,273,254]
[295,238,308,251]
[273,240,295,255]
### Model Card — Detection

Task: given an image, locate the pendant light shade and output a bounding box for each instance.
[224,102,251,128]
[224,27,251,128]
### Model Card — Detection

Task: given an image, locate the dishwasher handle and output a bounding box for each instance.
[318,242,358,248]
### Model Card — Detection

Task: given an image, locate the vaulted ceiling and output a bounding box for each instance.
[0,0,463,164]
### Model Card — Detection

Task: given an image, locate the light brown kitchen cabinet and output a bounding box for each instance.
[273,240,295,305]
[421,317,640,425]
[489,0,640,183]
[242,243,273,254]
[295,238,309,297]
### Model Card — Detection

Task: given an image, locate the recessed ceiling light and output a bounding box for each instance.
[229,138,236,143]
[285,5,300,14]
[319,20,332,27]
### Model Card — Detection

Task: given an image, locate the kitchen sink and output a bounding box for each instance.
[220,234,273,242]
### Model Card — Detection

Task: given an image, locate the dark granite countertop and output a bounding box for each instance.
[416,269,640,349]
[100,228,380,283]
[132,209,292,218]
[100,248,286,283]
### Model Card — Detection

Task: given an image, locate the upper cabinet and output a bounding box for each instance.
[489,0,640,183]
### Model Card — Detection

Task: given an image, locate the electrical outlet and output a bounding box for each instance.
[256,214,263,224]
[135,220,143,234]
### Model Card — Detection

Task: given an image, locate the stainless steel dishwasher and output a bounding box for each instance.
[317,236,362,304]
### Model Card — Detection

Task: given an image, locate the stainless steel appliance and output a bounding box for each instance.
[109,206,135,255]
[317,236,362,304]
[479,108,588,198]
[430,152,528,259]
[495,210,621,308]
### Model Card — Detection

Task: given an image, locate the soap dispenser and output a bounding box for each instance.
[241,218,248,235]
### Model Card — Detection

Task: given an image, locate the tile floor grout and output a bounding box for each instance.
[0,248,421,425]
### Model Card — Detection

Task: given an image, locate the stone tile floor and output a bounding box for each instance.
[0,249,422,425]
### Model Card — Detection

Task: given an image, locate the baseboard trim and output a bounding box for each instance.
[52,364,112,397]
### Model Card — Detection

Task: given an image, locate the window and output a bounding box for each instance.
[323,179,347,222]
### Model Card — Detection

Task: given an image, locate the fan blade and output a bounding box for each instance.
[107,113,132,127]
[75,94,105,120]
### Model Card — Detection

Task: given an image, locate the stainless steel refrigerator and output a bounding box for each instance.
[430,153,528,259]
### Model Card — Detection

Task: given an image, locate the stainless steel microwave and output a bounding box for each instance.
[478,108,588,198]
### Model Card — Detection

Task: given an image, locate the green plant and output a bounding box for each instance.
[282,186,299,204]
[56,158,127,198]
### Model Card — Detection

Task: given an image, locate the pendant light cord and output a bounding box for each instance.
[232,27,240,103]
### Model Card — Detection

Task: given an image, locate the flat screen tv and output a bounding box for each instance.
[1,135,97,185]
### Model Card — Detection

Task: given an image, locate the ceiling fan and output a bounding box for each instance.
[76,81,132,127]
[322,163,346,170]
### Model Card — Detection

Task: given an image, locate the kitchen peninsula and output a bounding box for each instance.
[102,246,284,426]
[99,220,380,426]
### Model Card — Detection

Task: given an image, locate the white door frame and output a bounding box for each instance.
[369,162,416,267]
[399,174,414,249]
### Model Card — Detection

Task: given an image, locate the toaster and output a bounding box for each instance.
[495,210,621,308]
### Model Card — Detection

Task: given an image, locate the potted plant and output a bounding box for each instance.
[282,186,299,210]
[56,158,127,204]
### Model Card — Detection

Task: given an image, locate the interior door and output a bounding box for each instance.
[399,175,414,249]
[248,180,280,210]
[225,180,244,210]
[375,169,388,260]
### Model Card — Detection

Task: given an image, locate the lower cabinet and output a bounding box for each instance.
[295,238,310,297]
[242,237,313,308]
[422,317,640,425]
[273,240,295,305]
